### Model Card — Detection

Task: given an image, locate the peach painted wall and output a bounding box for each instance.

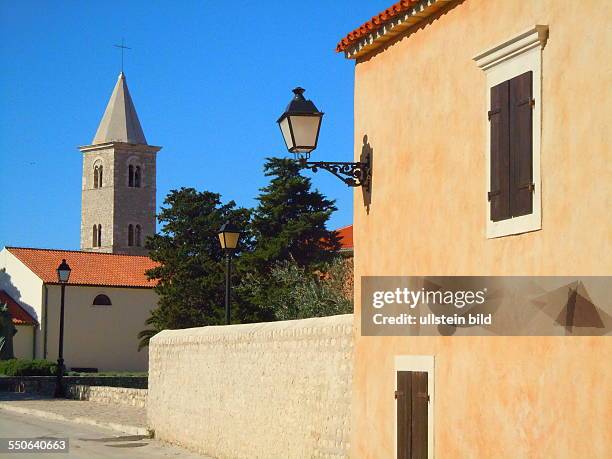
[350,0,612,457]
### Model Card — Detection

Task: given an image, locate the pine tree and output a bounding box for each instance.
[138,187,260,349]
[239,158,340,311]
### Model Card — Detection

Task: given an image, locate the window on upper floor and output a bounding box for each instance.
[134,166,142,188]
[92,224,102,247]
[135,224,142,247]
[474,25,547,238]
[128,224,134,246]
[128,164,142,188]
[93,163,103,189]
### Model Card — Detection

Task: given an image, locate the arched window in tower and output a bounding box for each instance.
[93,162,103,189]
[92,224,102,247]
[128,165,134,187]
[128,224,134,246]
[134,166,142,188]
[135,224,142,247]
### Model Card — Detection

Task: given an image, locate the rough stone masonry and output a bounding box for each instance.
[148,314,353,458]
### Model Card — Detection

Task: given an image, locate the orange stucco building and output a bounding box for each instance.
[339,0,611,457]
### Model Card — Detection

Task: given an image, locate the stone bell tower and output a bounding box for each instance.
[79,72,161,255]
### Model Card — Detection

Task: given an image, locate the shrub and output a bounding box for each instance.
[0,359,57,376]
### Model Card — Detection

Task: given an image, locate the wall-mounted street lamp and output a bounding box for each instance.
[277,87,371,190]
[218,221,241,325]
[54,259,71,398]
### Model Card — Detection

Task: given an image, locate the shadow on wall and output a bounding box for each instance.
[361,135,374,213]
[0,269,38,323]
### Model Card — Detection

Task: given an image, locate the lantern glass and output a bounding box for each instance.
[56,259,71,283]
[218,222,241,251]
[288,114,322,153]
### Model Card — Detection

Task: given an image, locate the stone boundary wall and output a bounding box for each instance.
[148,314,353,459]
[0,376,147,396]
[67,385,147,408]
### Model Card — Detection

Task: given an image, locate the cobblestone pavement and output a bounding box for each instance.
[0,393,146,431]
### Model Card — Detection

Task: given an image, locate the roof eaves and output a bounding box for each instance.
[339,0,453,60]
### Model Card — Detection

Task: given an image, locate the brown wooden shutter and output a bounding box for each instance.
[397,371,429,459]
[509,71,534,217]
[489,81,511,221]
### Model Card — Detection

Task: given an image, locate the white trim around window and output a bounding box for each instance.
[474,25,548,238]
[395,355,435,459]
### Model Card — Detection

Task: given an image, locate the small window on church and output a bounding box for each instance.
[93,164,103,189]
[92,225,97,247]
[93,294,112,306]
[128,165,134,187]
[135,224,142,247]
[128,224,134,246]
[97,224,102,247]
[134,166,142,188]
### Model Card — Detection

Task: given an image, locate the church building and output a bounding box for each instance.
[0,73,160,371]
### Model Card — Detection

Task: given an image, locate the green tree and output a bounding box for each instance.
[138,187,258,350]
[239,157,341,312]
[238,257,353,320]
[244,157,339,270]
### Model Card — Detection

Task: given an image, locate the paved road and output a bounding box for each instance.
[0,410,211,459]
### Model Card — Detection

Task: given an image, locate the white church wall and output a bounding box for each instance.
[13,325,35,359]
[148,314,353,458]
[44,284,157,371]
[0,248,44,322]
[0,248,43,359]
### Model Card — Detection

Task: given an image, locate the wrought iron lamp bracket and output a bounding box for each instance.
[297,152,371,191]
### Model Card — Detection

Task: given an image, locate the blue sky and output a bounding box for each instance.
[0,0,391,250]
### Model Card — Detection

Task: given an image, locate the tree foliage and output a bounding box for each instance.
[139,188,258,349]
[238,257,353,321]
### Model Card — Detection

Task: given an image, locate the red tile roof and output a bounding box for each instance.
[336,0,450,55]
[6,247,158,288]
[335,225,353,251]
[0,290,37,325]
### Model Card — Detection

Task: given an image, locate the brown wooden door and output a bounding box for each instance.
[397,371,429,459]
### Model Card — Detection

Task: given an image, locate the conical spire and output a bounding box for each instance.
[92,72,147,145]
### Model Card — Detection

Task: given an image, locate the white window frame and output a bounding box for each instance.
[473,25,548,238]
[394,355,435,459]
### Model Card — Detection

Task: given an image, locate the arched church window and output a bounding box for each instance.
[128,165,134,187]
[128,224,134,246]
[93,162,103,189]
[135,224,142,247]
[92,224,102,247]
[134,166,142,188]
[92,294,112,306]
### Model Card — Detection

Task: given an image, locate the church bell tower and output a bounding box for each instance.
[79,72,161,255]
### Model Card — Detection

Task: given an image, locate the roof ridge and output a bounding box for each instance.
[5,246,152,259]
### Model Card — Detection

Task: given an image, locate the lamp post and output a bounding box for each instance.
[218,221,241,325]
[54,259,71,398]
[277,87,371,190]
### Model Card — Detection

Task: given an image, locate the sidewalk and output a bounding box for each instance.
[0,392,149,436]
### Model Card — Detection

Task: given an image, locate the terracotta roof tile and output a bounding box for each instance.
[336,0,450,55]
[335,225,353,250]
[6,247,158,288]
[336,0,420,52]
[0,290,37,325]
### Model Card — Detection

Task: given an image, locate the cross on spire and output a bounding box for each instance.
[113,38,131,73]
